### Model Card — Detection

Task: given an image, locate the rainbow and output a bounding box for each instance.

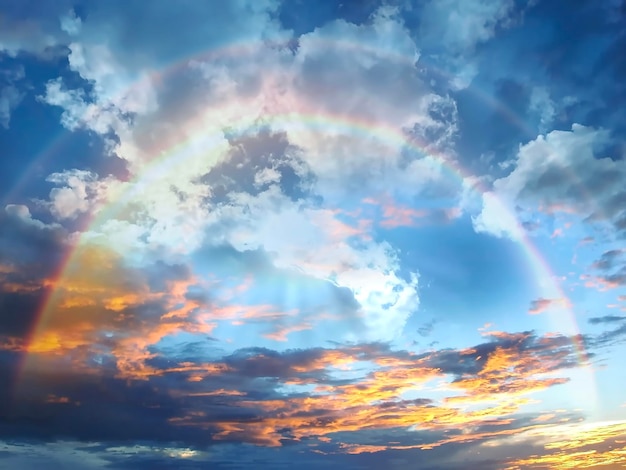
[11,38,596,405]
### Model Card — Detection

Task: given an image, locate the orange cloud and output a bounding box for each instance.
[379,204,429,228]
[445,341,572,405]
[581,273,624,292]
[0,336,25,351]
[15,242,587,454]
[167,333,579,448]
[45,395,72,404]
[361,195,431,228]
[21,242,217,379]
[506,421,626,469]
[263,322,313,341]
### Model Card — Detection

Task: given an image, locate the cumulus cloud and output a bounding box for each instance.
[28,3,472,346]
[475,124,625,239]
[44,170,118,220]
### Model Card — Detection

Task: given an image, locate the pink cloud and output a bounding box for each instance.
[528,298,571,315]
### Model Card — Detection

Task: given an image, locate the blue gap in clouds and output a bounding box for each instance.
[453,77,531,174]
[278,0,382,35]
[382,216,532,323]
[438,0,626,173]
[0,53,128,206]
[521,1,626,138]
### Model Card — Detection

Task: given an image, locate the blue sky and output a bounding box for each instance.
[1,1,626,468]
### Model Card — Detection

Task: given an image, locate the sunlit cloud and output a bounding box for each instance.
[1,1,624,468]
[505,420,626,469]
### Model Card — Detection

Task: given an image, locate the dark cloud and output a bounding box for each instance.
[590,249,626,288]
[0,323,615,469]
[3,377,175,442]
[416,319,435,337]
[588,315,626,325]
[203,130,315,203]
[0,328,589,450]
[590,322,626,348]
[0,205,68,271]
[601,267,626,287]
[146,260,191,292]
[591,249,625,271]
[0,207,69,340]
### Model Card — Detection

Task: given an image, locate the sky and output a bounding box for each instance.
[1,0,626,468]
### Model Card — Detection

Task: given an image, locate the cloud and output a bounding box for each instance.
[0,205,68,340]
[417,319,436,337]
[3,2,625,468]
[475,124,626,239]
[528,297,571,315]
[472,191,524,240]
[19,3,478,354]
[412,0,520,89]
[157,331,585,446]
[419,0,516,54]
[505,420,626,469]
[33,7,453,350]
[0,1,74,56]
[0,61,26,129]
[44,170,117,220]
[0,85,23,128]
[588,315,626,325]
[591,321,626,349]
[3,323,589,451]
[9,237,389,382]
[588,249,626,289]
[591,249,625,271]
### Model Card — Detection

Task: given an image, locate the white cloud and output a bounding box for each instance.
[475,124,626,239]
[5,204,55,230]
[204,187,419,342]
[45,170,118,221]
[31,4,468,343]
[254,167,281,187]
[292,9,422,127]
[472,191,523,240]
